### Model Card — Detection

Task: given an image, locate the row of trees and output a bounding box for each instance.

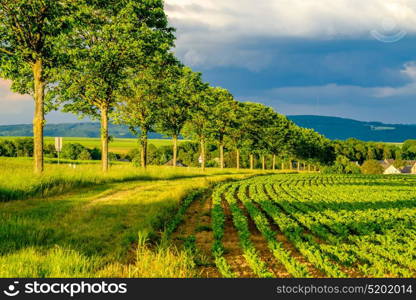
[331,138,416,164]
[0,0,332,174]
[0,0,175,173]
[0,138,104,161]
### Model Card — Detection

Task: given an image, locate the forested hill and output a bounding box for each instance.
[288,115,416,142]
[0,123,165,139]
[1,116,415,142]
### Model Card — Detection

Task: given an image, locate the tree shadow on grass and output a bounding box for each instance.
[0,187,184,262]
[0,172,225,202]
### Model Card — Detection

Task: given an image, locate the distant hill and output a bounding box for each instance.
[0,123,166,139]
[1,116,415,142]
[288,115,416,142]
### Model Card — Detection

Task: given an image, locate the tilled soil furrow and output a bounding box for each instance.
[172,193,221,278]
[221,199,257,278]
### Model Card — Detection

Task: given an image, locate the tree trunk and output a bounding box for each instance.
[297,161,300,171]
[236,149,240,170]
[272,155,276,171]
[33,59,45,174]
[262,155,266,170]
[250,154,254,170]
[140,130,148,169]
[281,162,284,170]
[289,160,293,170]
[308,164,311,172]
[200,138,206,172]
[172,135,178,167]
[100,105,109,172]
[219,142,224,169]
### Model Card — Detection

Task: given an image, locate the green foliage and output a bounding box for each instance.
[361,160,384,175]
[402,140,416,160]
[0,0,75,94]
[208,87,237,144]
[178,142,200,166]
[332,138,399,164]
[61,143,87,160]
[0,139,16,157]
[322,156,361,174]
[157,66,205,139]
[54,0,175,118]
[0,138,33,158]
[78,149,92,161]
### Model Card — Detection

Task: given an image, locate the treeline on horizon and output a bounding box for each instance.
[2,137,416,174]
[1,1,413,174]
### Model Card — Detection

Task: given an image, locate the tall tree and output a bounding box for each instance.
[209,87,237,169]
[182,84,213,171]
[268,115,295,171]
[53,0,174,172]
[114,62,171,168]
[0,0,75,173]
[157,66,203,167]
[240,102,276,170]
[225,102,249,170]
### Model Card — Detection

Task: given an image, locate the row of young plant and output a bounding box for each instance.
[270,181,410,277]
[236,183,311,277]
[305,183,416,275]
[210,174,416,277]
[220,175,347,277]
[211,183,236,278]
[250,180,347,277]
[282,175,416,252]
[270,174,416,277]
[164,189,207,238]
[222,184,275,278]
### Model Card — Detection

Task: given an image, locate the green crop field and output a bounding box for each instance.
[209,174,416,278]
[1,157,415,278]
[0,137,186,154]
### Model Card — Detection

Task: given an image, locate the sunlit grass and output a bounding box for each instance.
[0,157,257,201]
[0,246,101,278]
[0,157,262,277]
[98,232,198,278]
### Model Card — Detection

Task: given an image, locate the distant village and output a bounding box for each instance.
[379,160,416,175]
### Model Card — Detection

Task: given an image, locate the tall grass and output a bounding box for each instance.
[0,157,252,201]
[98,232,198,278]
[0,247,101,278]
[0,159,258,278]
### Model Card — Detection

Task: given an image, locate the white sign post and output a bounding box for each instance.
[55,137,63,165]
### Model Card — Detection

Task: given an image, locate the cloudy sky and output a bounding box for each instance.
[1,0,416,124]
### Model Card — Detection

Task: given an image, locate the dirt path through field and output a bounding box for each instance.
[172,192,220,278]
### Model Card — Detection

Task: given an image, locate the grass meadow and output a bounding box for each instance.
[0,157,262,277]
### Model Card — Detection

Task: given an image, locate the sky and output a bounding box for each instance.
[1,0,416,125]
